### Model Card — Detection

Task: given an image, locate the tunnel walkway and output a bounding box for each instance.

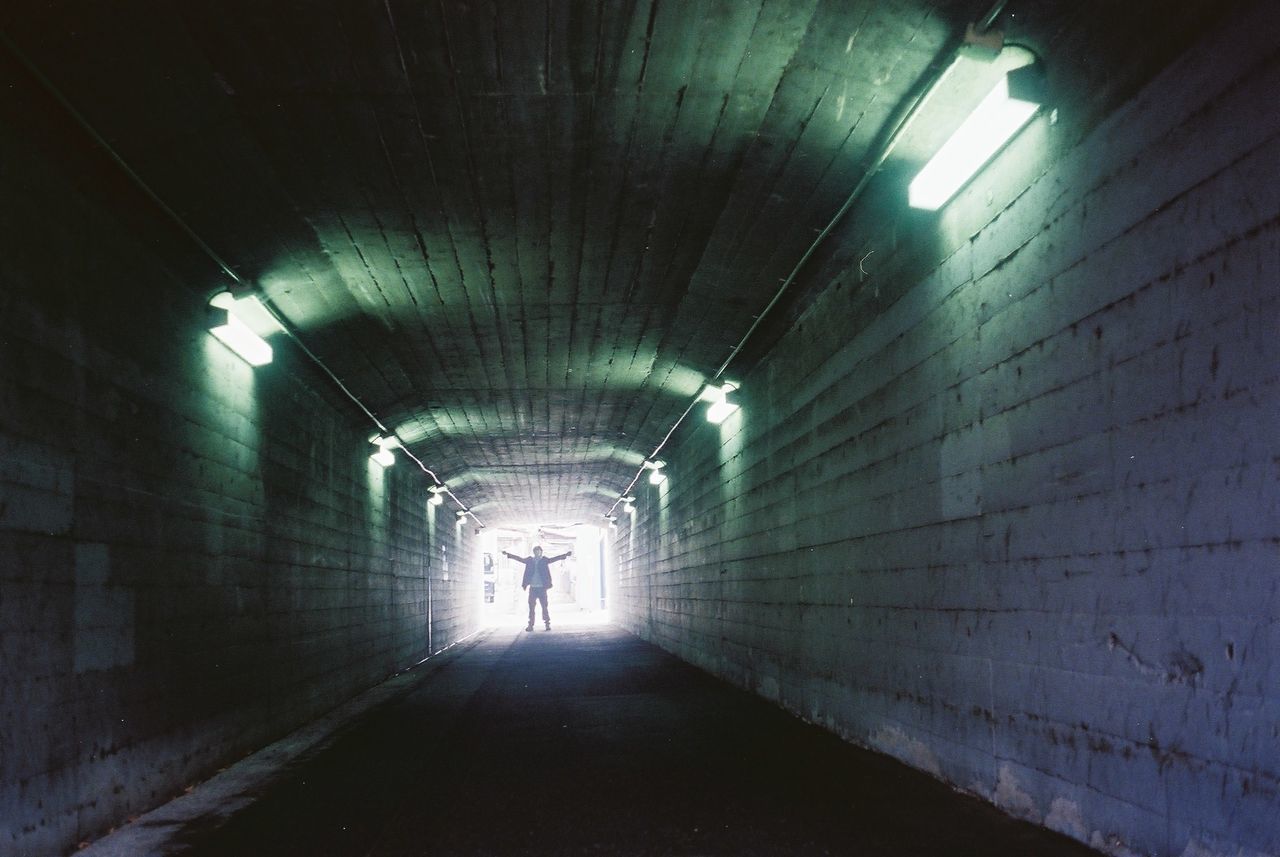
[86,621,1100,856]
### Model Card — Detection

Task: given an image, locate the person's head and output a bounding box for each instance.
[532,546,544,557]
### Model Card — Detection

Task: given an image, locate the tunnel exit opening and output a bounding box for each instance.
[478,523,611,630]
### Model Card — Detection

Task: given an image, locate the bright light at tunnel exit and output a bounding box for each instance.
[480,524,612,630]
[907,73,1040,211]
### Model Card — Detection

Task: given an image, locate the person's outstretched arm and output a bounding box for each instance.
[548,550,573,564]
[502,550,525,563]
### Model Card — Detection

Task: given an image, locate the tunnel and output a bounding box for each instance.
[1,1,1278,855]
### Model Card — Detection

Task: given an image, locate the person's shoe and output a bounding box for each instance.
[525,624,534,632]
[544,623,551,631]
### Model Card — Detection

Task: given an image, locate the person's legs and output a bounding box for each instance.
[526,589,536,630]
[538,589,550,628]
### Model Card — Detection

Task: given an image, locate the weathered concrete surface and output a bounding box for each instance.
[613,6,1280,857]
[0,46,482,856]
[75,630,488,857]
[81,622,1104,856]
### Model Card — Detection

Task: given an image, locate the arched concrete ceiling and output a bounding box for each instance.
[0,0,1222,526]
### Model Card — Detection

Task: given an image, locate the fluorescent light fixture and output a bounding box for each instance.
[707,400,738,423]
[699,380,737,400]
[208,291,285,367]
[700,381,740,424]
[707,394,739,424]
[428,493,443,506]
[209,291,285,336]
[370,435,399,467]
[456,509,469,519]
[429,485,446,506]
[908,63,1044,211]
[211,312,273,366]
[643,460,666,483]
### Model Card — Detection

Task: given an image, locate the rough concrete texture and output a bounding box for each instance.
[80,622,1105,856]
[613,8,1279,857]
[0,56,481,856]
[75,630,486,857]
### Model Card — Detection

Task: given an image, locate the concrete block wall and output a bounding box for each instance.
[0,58,479,857]
[612,8,1279,857]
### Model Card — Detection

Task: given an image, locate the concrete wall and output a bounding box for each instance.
[613,8,1279,857]
[0,54,480,857]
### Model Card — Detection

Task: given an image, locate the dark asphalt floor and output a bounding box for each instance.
[166,622,1100,856]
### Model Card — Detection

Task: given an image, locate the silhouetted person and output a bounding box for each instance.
[503,546,571,631]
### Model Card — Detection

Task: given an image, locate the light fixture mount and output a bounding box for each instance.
[908,57,1046,211]
[369,434,399,468]
[208,290,276,366]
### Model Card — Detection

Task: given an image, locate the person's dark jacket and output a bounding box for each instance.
[503,551,570,589]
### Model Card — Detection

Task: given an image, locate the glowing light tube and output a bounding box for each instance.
[370,435,400,467]
[211,312,273,366]
[701,381,740,424]
[706,398,739,424]
[908,73,1040,211]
